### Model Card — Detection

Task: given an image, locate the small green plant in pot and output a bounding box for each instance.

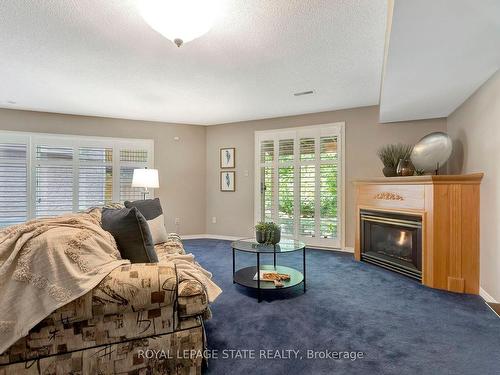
[377,144,413,177]
[255,222,281,245]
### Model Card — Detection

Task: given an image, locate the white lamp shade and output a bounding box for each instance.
[132,168,159,188]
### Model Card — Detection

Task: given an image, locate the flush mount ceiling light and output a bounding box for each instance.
[139,0,222,47]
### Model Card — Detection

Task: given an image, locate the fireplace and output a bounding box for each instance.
[354,175,482,293]
[360,209,422,280]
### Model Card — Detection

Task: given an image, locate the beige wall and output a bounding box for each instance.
[447,70,500,302]
[205,106,446,247]
[0,108,207,235]
[0,105,449,250]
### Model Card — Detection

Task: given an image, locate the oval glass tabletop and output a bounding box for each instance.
[231,238,306,253]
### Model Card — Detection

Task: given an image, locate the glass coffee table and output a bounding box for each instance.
[231,238,306,302]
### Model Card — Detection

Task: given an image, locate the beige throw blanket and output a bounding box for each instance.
[0,213,129,355]
[159,252,222,302]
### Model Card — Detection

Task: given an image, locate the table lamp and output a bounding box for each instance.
[132,167,159,200]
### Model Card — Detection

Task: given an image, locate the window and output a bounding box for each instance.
[254,123,344,248]
[0,141,28,227]
[0,131,154,227]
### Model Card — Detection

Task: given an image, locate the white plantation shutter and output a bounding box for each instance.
[278,138,294,235]
[35,165,74,217]
[260,140,274,163]
[0,142,28,226]
[320,136,337,160]
[79,147,113,162]
[36,145,73,161]
[299,138,316,236]
[120,149,148,163]
[278,139,294,162]
[78,147,113,210]
[0,132,153,227]
[278,166,294,235]
[35,145,74,218]
[259,139,274,222]
[300,138,315,161]
[260,166,274,221]
[319,136,339,239]
[299,165,315,236]
[320,164,338,238]
[255,124,344,248]
[79,165,113,209]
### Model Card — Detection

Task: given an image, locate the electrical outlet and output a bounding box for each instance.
[212,216,217,224]
[174,218,180,225]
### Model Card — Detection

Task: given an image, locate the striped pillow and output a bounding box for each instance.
[124,198,168,245]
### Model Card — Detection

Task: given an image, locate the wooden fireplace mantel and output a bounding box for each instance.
[353,173,483,294]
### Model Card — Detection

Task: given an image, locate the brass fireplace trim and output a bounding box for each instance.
[360,214,422,229]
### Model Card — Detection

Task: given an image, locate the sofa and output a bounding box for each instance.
[0,234,210,375]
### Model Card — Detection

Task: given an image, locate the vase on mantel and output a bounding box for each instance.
[396,159,415,176]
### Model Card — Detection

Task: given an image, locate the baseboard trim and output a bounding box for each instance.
[180,234,242,241]
[311,245,354,253]
[480,287,498,303]
[181,234,355,253]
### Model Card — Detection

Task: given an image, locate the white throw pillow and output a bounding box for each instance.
[147,214,169,245]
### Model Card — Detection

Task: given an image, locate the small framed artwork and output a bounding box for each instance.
[220,147,235,169]
[220,171,235,192]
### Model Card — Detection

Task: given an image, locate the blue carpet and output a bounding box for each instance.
[183,239,500,375]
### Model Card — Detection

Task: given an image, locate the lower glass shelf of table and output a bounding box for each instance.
[231,239,306,302]
[233,265,304,290]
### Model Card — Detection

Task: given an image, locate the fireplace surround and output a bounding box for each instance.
[360,210,422,280]
[354,174,483,294]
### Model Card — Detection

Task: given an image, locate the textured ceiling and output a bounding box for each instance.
[380,0,500,123]
[0,0,388,125]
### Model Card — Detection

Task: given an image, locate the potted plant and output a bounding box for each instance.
[377,144,413,177]
[255,222,281,245]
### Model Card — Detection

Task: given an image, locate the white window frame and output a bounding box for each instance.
[254,122,345,249]
[0,130,154,222]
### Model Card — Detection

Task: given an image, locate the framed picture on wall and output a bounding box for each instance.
[220,171,235,192]
[220,147,235,168]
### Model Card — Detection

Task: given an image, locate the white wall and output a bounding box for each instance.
[447,69,500,302]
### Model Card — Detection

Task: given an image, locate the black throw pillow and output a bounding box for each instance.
[124,198,168,244]
[101,207,158,263]
[124,198,163,220]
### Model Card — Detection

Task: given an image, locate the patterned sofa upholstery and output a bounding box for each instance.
[0,234,209,375]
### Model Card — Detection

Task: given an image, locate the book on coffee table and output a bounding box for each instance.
[253,270,276,281]
[252,270,291,281]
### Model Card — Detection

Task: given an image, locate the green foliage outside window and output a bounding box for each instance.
[276,166,338,217]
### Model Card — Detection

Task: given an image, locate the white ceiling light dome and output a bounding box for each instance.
[139,0,223,47]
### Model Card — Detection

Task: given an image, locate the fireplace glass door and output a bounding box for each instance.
[360,210,422,280]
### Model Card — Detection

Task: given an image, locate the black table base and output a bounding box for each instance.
[232,246,306,302]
